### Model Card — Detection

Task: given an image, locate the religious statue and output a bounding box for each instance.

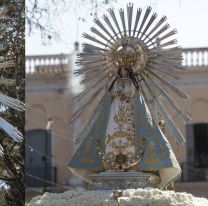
[68,3,190,189]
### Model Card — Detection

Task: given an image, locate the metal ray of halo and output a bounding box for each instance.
[74,74,108,103]
[152,56,182,65]
[82,43,107,52]
[137,79,158,125]
[150,63,178,73]
[77,55,106,61]
[90,27,111,43]
[149,46,181,55]
[158,29,177,42]
[145,23,170,44]
[75,58,106,66]
[71,83,106,123]
[155,55,183,63]
[157,52,182,60]
[119,8,127,36]
[82,33,109,47]
[74,64,107,75]
[74,66,106,76]
[156,56,183,61]
[140,12,157,39]
[79,70,106,85]
[81,73,108,91]
[127,3,133,36]
[157,39,178,48]
[76,59,106,65]
[107,76,117,91]
[75,56,106,65]
[73,89,89,104]
[153,62,182,70]
[77,57,106,63]
[74,98,104,144]
[103,15,118,38]
[143,15,167,41]
[77,53,107,60]
[152,60,185,70]
[93,18,115,41]
[147,69,189,100]
[78,61,107,69]
[136,6,152,37]
[108,8,122,37]
[133,8,142,37]
[148,66,179,80]
[78,52,108,57]
[146,74,190,122]
[142,77,186,144]
[74,104,102,144]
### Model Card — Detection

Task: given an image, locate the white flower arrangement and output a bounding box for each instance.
[30,187,208,206]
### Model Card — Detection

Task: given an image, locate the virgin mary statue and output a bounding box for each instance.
[69,66,182,189]
[68,4,189,189]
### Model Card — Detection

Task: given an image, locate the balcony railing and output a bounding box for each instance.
[26,47,208,74]
[182,47,208,67]
[26,54,71,74]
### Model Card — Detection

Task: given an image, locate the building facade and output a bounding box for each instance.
[25,54,75,195]
[25,47,208,197]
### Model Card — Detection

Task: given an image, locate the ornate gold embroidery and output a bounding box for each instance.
[105,131,133,145]
[144,158,161,163]
[105,79,136,160]
[79,157,95,163]
[114,104,129,127]
[77,139,97,164]
[97,139,144,170]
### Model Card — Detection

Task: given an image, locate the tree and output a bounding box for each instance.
[26,0,116,43]
[0,1,25,205]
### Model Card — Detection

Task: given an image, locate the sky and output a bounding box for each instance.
[26,0,208,55]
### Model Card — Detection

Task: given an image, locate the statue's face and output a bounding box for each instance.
[121,68,128,77]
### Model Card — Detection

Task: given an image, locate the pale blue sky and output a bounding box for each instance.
[26,0,208,55]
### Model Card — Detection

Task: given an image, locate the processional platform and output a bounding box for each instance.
[90,171,160,190]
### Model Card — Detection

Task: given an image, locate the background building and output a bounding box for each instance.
[168,47,208,197]
[25,52,75,199]
[25,46,208,199]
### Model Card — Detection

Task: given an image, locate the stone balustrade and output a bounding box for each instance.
[26,47,208,74]
[182,47,208,67]
[26,54,71,74]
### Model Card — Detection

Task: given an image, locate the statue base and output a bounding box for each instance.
[89,171,160,190]
[30,187,208,206]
